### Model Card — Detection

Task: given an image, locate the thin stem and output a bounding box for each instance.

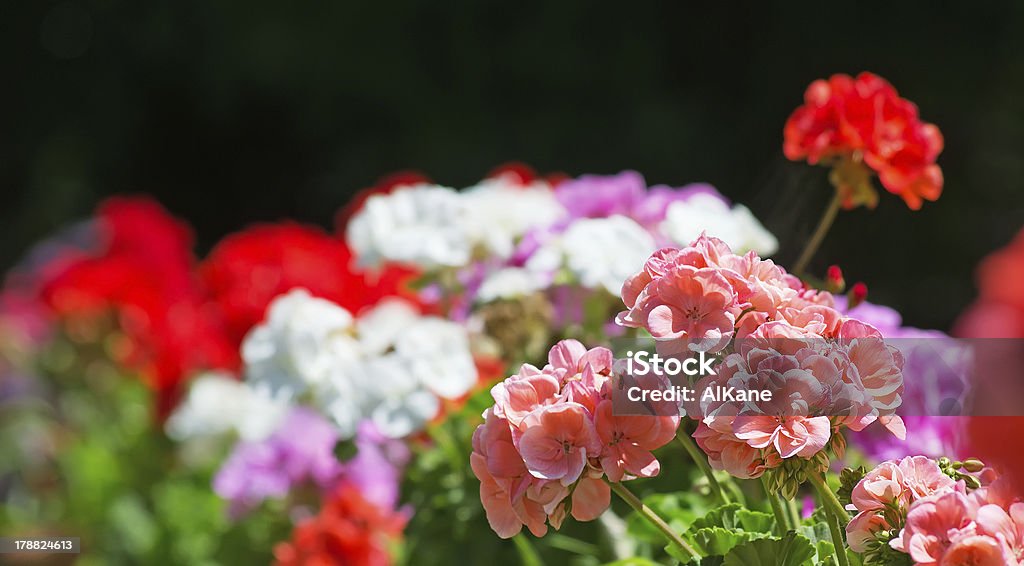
[787,496,802,529]
[609,481,700,560]
[793,190,842,275]
[761,477,790,535]
[676,429,729,505]
[810,473,851,566]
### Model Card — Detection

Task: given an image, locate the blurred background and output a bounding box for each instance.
[2,0,1022,332]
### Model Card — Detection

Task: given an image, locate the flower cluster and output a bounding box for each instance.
[241,289,478,439]
[618,235,905,491]
[272,483,407,566]
[199,222,417,349]
[784,72,944,210]
[471,340,679,538]
[346,169,777,305]
[838,297,970,462]
[847,457,1024,565]
[39,197,238,416]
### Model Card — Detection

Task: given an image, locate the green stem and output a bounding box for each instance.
[810,474,851,566]
[761,477,790,535]
[512,534,545,566]
[676,429,730,505]
[787,496,802,529]
[793,190,842,275]
[609,481,700,560]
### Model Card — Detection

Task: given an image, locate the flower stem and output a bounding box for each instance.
[676,429,730,505]
[760,476,790,535]
[810,473,851,566]
[609,481,700,560]
[793,190,842,275]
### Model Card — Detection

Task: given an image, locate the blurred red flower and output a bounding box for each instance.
[956,228,1024,338]
[200,222,419,349]
[956,228,1024,499]
[273,484,406,566]
[40,197,237,416]
[784,72,944,210]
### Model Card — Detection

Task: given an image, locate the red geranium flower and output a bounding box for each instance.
[956,228,1024,499]
[200,222,420,349]
[784,72,944,210]
[41,197,237,416]
[273,484,406,566]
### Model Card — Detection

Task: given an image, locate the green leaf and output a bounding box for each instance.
[690,503,775,533]
[626,492,706,544]
[797,522,835,564]
[690,526,764,556]
[721,532,816,566]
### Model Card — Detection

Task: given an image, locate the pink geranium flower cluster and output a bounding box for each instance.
[470,340,680,538]
[845,456,957,552]
[619,234,905,480]
[849,458,1024,565]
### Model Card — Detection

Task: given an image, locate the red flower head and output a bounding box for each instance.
[956,228,1024,498]
[200,222,419,349]
[41,197,236,416]
[784,72,944,210]
[273,484,406,566]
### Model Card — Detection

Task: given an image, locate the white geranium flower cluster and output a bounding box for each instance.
[660,193,779,256]
[170,289,478,441]
[243,289,477,439]
[346,176,565,270]
[165,371,290,442]
[524,216,657,295]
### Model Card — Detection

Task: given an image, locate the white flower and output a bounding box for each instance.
[242,289,361,400]
[356,298,421,356]
[460,178,565,259]
[346,184,474,269]
[240,288,478,440]
[476,267,550,302]
[393,317,477,400]
[165,372,289,442]
[660,194,778,255]
[527,215,656,294]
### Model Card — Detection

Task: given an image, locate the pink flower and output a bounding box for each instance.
[732,415,832,459]
[975,502,1024,564]
[693,420,768,479]
[619,264,737,354]
[593,400,678,482]
[891,490,980,563]
[940,534,1014,566]
[517,403,602,485]
[846,456,959,554]
[471,340,676,538]
[850,460,906,512]
[847,510,892,552]
[490,366,561,427]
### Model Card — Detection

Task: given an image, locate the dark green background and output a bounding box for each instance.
[3,1,1022,331]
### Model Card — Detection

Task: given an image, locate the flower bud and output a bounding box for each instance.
[826,265,846,293]
[960,458,985,473]
[962,474,982,490]
[847,282,868,308]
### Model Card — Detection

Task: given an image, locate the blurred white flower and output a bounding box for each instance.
[527,215,656,294]
[240,289,477,439]
[345,184,474,269]
[461,178,565,259]
[165,372,289,442]
[476,267,550,302]
[355,298,421,356]
[242,289,362,400]
[660,194,778,255]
